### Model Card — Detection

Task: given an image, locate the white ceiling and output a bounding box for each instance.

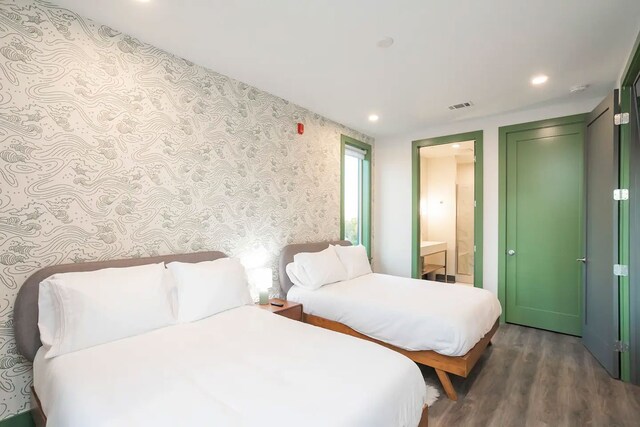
[53,0,640,138]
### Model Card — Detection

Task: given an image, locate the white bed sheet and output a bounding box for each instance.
[287,273,502,356]
[34,305,426,427]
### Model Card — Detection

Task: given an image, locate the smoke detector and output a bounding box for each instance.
[448,101,474,111]
[377,37,394,48]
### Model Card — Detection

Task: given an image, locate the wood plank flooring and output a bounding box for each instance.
[422,324,640,427]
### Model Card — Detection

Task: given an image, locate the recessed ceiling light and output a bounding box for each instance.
[368,114,379,122]
[452,143,461,148]
[531,75,548,85]
[376,37,394,48]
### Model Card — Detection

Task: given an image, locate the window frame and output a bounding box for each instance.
[340,135,372,257]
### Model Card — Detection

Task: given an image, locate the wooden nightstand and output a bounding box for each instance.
[256,298,303,322]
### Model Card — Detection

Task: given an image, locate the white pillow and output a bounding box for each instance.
[292,246,348,290]
[38,262,173,359]
[166,257,252,323]
[162,268,179,319]
[286,262,311,289]
[333,244,372,280]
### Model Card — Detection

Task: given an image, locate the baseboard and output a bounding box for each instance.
[0,411,35,427]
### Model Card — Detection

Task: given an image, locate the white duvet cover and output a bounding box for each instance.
[34,305,427,427]
[287,273,502,356]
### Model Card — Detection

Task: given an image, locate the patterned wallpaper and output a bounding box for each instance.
[0,0,373,419]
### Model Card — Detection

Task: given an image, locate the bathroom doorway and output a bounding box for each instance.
[420,141,474,284]
[411,131,483,287]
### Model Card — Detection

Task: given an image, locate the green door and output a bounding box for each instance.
[505,122,584,335]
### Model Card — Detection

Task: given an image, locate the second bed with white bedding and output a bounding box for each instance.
[34,305,427,427]
[287,273,502,356]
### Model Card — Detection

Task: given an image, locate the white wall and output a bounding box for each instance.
[456,160,475,278]
[373,96,604,295]
[422,156,457,273]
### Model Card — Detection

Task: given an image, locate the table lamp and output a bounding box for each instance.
[255,267,272,305]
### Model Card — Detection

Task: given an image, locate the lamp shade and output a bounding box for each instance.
[254,267,272,291]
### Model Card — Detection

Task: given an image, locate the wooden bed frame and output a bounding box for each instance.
[279,241,499,402]
[31,387,46,427]
[304,313,499,401]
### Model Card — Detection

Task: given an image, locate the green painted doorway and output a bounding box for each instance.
[620,31,640,384]
[499,116,585,336]
[411,131,483,287]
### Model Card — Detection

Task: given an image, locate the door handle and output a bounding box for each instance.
[577,257,586,263]
[507,249,516,256]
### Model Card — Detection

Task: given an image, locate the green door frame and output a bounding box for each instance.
[340,135,372,257]
[498,114,586,323]
[618,31,640,383]
[411,131,484,287]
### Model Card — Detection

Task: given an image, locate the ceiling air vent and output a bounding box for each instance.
[448,101,474,111]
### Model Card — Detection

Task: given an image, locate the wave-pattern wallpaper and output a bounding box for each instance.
[0,0,372,419]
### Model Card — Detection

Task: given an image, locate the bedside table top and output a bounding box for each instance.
[255,298,301,313]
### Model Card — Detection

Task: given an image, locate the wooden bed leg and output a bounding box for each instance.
[435,369,458,401]
[487,340,493,346]
[418,405,429,427]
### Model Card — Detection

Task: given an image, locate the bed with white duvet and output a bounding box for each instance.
[280,241,502,401]
[287,272,502,356]
[34,306,427,427]
[14,251,428,427]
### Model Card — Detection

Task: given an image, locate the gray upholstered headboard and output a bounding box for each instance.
[13,251,227,362]
[278,240,352,296]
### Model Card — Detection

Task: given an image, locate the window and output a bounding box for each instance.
[343,148,363,244]
[341,136,371,256]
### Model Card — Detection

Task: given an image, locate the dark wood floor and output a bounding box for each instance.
[421,323,640,427]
